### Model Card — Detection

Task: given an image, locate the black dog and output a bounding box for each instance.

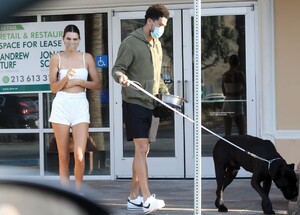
[213,135,298,214]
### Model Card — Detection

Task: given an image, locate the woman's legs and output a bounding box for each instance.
[72,122,89,191]
[52,123,71,187]
[224,116,232,136]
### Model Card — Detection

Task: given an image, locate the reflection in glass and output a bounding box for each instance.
[121,18,175,158]
[201,15,247,156]
[44,132,110,175]
[0,133,39,175]
[0,94,39,129]
[221,54,246,136]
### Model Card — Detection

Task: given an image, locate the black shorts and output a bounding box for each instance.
[123,101,153,141]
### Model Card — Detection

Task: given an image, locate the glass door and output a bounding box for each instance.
[200,7,257,177]
[112,10,186,178]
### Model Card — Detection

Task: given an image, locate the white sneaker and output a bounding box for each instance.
[127,196,143,210]
[143,194,165,214]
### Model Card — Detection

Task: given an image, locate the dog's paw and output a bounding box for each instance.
[262,209,275,214]
[214,199,220,208]
[218,205,228,212]
[262,202,275,214]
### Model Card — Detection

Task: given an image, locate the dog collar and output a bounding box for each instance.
[268,158,282,171]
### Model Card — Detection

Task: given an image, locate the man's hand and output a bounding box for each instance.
[119,74,129,87]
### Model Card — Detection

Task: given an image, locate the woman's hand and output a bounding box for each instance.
[64,79,78,88]
[63,69,78,88]
[66,69,76,79]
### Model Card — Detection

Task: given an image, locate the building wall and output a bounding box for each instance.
[275,0,300,130]
[274,0,300,166]
[28,0,192,10]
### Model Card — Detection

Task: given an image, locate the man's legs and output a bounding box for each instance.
[123,101,164,213]
[234,115,245,135]
[130,138,151,201]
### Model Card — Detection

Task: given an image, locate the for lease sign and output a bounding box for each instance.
[0,21,85,93]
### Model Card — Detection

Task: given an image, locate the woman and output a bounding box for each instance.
[49,24,100,192]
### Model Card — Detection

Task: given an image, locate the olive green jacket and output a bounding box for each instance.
[112,27,169,109]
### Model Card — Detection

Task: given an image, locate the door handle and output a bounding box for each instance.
[184,80,188,103]
[176,80,181,96]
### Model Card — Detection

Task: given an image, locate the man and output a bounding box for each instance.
[112,3,170,214]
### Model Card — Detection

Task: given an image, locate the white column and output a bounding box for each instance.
[257,0,276,141]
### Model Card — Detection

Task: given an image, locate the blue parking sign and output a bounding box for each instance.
[96,55,108,68]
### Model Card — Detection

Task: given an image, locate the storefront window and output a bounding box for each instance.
[44,132,110,175]
[0,93,39,129]
[0,14,40,174]
[201,15,247,156]
[0,133,39,175]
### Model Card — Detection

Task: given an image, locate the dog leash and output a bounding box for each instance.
[127,79,281,170]
[201,126,282,170]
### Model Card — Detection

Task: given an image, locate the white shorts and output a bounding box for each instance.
[49,91,90,126]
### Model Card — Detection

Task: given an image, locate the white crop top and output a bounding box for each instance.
[57,52,88,81]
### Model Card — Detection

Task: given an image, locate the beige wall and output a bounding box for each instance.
[274,0,300,168]
[276,139,300,167]
[275,0,300,130]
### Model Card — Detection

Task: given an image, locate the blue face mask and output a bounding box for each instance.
[150,21,164,39]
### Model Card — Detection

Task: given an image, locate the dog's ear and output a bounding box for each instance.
[288,163,295,170]
[271,164,294,182]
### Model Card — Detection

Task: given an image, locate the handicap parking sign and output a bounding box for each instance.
[96,55,108,68]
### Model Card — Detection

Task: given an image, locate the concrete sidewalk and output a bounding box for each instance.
[80,179,289,215]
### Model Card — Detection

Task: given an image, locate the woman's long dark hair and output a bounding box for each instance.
[63,24,80,39]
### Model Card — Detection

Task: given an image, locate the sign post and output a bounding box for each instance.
[194,0,202,214]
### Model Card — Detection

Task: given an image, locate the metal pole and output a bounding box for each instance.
[194,0,202,214]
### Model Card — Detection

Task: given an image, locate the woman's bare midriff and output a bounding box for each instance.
[62,86,85,93]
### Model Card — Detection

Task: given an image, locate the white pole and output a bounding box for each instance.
[194,0,202,214]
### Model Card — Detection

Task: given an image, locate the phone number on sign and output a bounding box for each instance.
[2,75,49,83]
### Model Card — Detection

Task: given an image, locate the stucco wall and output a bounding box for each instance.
[274,0,300,167]
[27,0,254,11]
[275,0,300,130]
[276,139,300,167]
[28,0,192,10]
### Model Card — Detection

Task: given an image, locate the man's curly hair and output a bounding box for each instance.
[145,3,170,23]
